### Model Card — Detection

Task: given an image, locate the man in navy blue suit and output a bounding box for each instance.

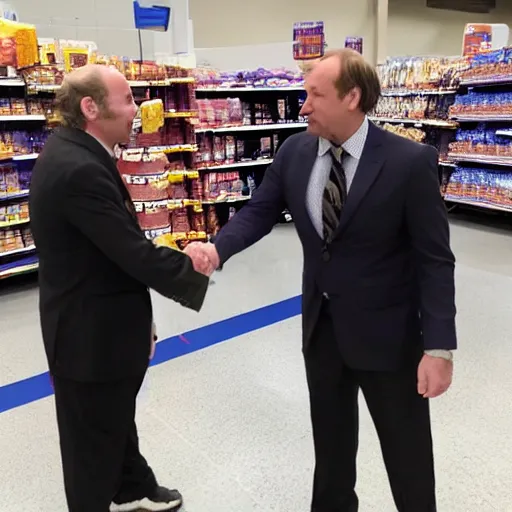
[189,48,456,512]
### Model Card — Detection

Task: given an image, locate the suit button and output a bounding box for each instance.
[322,250,330,262]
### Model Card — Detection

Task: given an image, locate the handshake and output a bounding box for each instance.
[183,242,220,277]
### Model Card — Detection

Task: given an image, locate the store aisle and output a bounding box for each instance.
[0,220,511,511]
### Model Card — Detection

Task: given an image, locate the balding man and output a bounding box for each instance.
[188,49,457,511]
[29,65,210,512]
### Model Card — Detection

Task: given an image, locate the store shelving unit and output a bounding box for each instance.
[0,73,48,281]
[442,48,512,215]
[194,81,307,226]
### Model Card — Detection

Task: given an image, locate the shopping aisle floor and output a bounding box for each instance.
[0,218,511,511]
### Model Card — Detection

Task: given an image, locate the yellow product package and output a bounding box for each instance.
[0,18,38,68]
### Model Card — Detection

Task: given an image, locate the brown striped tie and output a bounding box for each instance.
[322,146,347,243]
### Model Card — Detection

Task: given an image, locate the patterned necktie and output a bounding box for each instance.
[322,146,347,243]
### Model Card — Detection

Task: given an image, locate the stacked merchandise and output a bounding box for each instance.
[193,66,307,227]
[443,167,512,212]
[450,90,512,120]
[194,67,303,89]
[117,81,221,248]
[445,47,512,212]
[372,56,463,125]
[371,56,463,164]
[458,46,512,86]
[379,123,426,143]
[372,94,455,122]
[0,160,36,278]
[118,150,210,246]
[376,56,466,93]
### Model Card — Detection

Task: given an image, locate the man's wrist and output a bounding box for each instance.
[424,349,453,361]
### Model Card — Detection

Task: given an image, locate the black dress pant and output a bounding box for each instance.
[304,301,436,512]
[53,372,158,512]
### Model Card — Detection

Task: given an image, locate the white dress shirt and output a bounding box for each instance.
[306,117,369,238]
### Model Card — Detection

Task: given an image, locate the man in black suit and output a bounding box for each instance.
[188,49,457,511]
[29,64,211,512]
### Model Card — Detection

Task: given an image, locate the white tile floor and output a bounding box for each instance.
[0,217,512,511]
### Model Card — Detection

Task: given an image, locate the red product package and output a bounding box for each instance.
[171,207,191,234]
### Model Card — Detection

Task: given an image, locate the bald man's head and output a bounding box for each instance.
[55,64,137,147]
[55,64,111,129]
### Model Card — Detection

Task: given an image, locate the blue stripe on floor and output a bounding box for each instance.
[0,295,302,415]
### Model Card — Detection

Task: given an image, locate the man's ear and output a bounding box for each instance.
[80,96,99,122]
[347,87,362,112]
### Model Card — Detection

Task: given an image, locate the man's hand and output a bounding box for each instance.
[183,242,220,277]
[417,354,453,398]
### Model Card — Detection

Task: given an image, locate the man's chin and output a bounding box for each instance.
[306,124,321,137]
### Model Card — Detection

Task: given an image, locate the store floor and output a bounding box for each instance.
[0,217,511,512]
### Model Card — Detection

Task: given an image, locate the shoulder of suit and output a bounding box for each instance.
[40,132,108,170]
[278,130,315,151]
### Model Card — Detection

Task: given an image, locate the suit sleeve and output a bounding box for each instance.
[213,141,288,264]
[405,145,457,350]
[64,163,209,312]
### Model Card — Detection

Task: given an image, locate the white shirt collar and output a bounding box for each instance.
[318,116,369,159]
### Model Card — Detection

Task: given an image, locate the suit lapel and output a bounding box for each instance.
[335,122,385,237]
[296,136,323,242]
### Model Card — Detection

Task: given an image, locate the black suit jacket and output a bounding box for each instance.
[213,122,457,371]
[29,127,209,382]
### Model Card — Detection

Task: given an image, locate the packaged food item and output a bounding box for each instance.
[225,136,236,164]
[123,173,168,201]
[5,165,19,193]
[135,201,170,230]
[206,205,220,236]
[0,18,38,68]
[213,136,225,164]
[171,207,191,234]
[140,99,165,134]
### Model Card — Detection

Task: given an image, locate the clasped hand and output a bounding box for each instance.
[183,242,220,277]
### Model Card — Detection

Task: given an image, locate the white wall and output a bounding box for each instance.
[9,0,512,69]
[13,0,155,59]
[191,0,512,68]
[388,0,512,57]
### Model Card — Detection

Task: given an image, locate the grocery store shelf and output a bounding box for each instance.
[451,114,512,122]
[447,154,512,167]
[27,84,60,92]
[164,111,198,119]
[0,115,46,122]
[128,78,195,87]
[444,196,512,213]
[202,195,251,204]
[122,144,197,156]
[12,153,38,161]
[369,116,457,128]
[380,89,457,97]
[195,122,307,133]
[0,79,25,87]
[0,254,39,280]
[198,158,273,171]
[0,245,36,258]
[0,218,30,229]
[196,86,304,92]
[495,130,512,137]
[459,76,512,87]
[0,190,30,202]
[26,77,196,93]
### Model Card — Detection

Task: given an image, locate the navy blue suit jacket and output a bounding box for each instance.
[214,122,456,370]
